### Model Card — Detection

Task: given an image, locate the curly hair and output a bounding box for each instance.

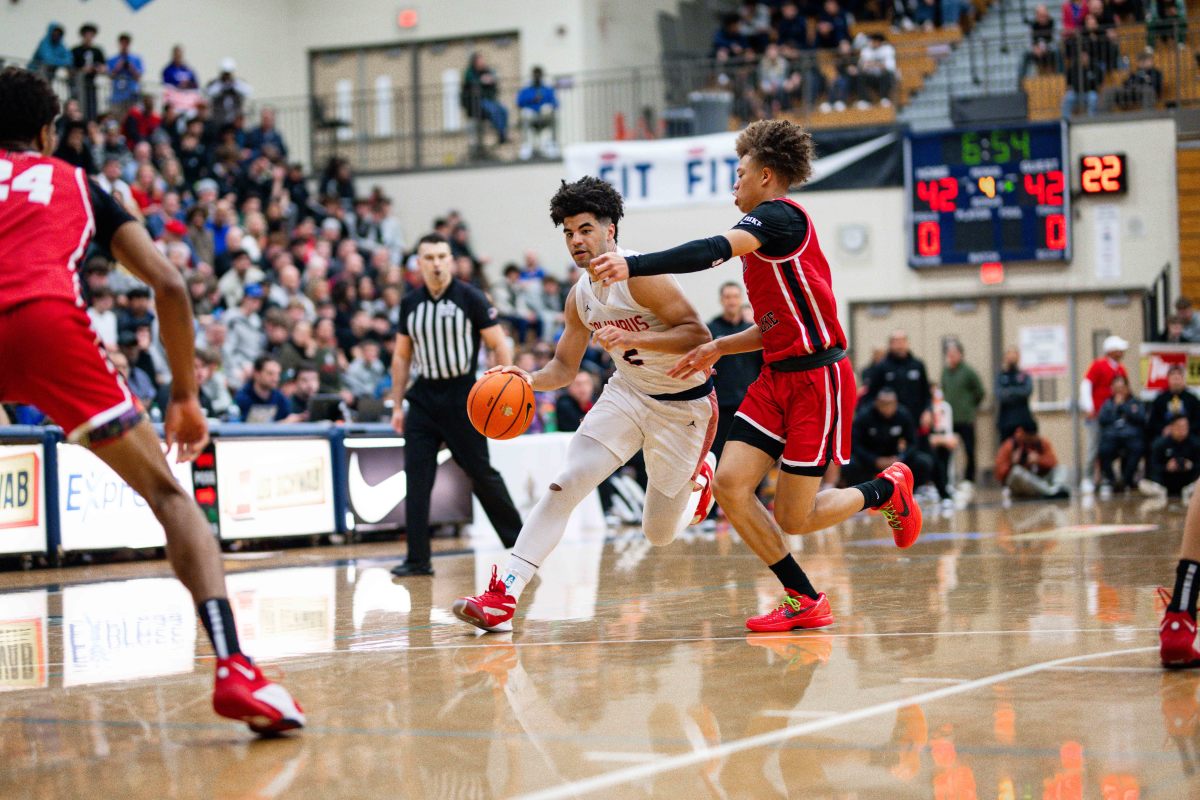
[0,67,60,145]
[549,177,624,241]
[735,119,815,188]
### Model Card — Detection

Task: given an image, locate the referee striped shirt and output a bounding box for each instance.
[398,279,499,380]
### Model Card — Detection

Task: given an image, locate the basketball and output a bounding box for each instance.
[467,371,535,440]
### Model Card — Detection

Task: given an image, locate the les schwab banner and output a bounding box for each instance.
[0,444,46,556]
[215,438,336,539]
[564,126,903,209]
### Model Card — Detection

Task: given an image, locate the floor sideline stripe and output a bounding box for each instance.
[513,645,1157,800]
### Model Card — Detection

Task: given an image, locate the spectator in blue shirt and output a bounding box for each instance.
[107,33,144,111]
[245,107,288,159]
[516,67,558,160]
[30,23,72,81]
[234,355,292,422]
[161,45,198,89]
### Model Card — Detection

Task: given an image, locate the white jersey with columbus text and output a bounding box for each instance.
[574,248,707,397]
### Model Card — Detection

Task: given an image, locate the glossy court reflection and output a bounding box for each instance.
[0,495,1196,798]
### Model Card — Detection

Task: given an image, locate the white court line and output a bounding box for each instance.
[1048,665,1166,674]
[513,645,1157,800]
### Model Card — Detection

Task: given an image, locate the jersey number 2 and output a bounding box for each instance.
[622,349,644,366]
[0,161,55,205]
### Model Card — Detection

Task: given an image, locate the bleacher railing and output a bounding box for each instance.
[6,16,1198,176]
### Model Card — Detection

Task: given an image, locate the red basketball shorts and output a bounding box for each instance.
[728,357,856,476]
[0,299,142,446]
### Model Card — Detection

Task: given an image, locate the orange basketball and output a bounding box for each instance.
[467,371,535,440]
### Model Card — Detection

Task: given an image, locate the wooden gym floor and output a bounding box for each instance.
[0,493,1193,799]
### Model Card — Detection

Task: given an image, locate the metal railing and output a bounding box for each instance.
[8,16,1199,176]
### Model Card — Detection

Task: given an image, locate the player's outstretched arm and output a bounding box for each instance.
[668,324,762,380]
[110,222,207,460]
[594,274,710,356]
[591,229,762,285]
[488,285,588,392]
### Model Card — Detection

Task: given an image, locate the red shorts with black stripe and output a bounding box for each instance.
[729,357,856,476]
[0,299,142,445]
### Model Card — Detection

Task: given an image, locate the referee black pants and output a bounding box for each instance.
[404,380,522,564]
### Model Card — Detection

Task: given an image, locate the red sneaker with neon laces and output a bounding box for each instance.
[212,654,305,735]
[690,452,717,526]
[879,462,922,548]
[453,565,518,632]
[745,589,834,632]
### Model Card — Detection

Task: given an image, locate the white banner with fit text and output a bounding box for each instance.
[565,132,743,209]
[215,438,336,539]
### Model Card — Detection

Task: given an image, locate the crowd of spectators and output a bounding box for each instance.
[1019,0,1191,116]
[710,0,933,117]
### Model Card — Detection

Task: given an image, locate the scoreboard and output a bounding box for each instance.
[905,122,1071,268]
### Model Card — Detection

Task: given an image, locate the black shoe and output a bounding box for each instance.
[391,561,434,577]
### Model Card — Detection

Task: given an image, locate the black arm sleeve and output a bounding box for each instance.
[87,179,136,251]
[626,235,734,277]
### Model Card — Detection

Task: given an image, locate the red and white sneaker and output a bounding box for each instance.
[1161,600,1200,668]
[452,565,518,632]
[212,654,305,735]
[745,589,834,632]
[690,452,718,526]
[879,462,922,548]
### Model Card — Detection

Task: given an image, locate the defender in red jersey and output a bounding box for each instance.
[0,67,302,733]
[593,119,921,632]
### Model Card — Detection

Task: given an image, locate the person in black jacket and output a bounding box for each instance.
[867,330,932,431]
[1140,414,1200,499]
[1148,364,1200,442]
[845,389,935,490]
[996,346,1035,437]
[1098,375,1147,491]
[707,282,762,457]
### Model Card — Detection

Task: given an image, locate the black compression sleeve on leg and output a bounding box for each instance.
[626,235,734,276]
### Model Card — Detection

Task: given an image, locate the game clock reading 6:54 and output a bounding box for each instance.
[905,122,1071,268]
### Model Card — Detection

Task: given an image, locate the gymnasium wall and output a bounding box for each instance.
[375,117,1180,322]
[0,0,677,100]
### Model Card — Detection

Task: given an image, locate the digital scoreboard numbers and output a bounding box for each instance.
[905,123,1071,268]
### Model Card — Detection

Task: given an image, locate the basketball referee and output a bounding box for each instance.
[390,233,522,576]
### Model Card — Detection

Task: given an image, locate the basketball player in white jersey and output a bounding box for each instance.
[453,176,718,632]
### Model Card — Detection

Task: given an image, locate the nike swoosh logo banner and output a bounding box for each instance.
[348,448,455,524]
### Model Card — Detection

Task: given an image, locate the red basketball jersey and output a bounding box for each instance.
[0,150,98,312]
[736,196,847,364]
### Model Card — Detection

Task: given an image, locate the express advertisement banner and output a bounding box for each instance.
[344,437,473,532]
[57,443,194,551]
[215,438,336,539]
[0,443,46,555]
[564,126,903,209]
